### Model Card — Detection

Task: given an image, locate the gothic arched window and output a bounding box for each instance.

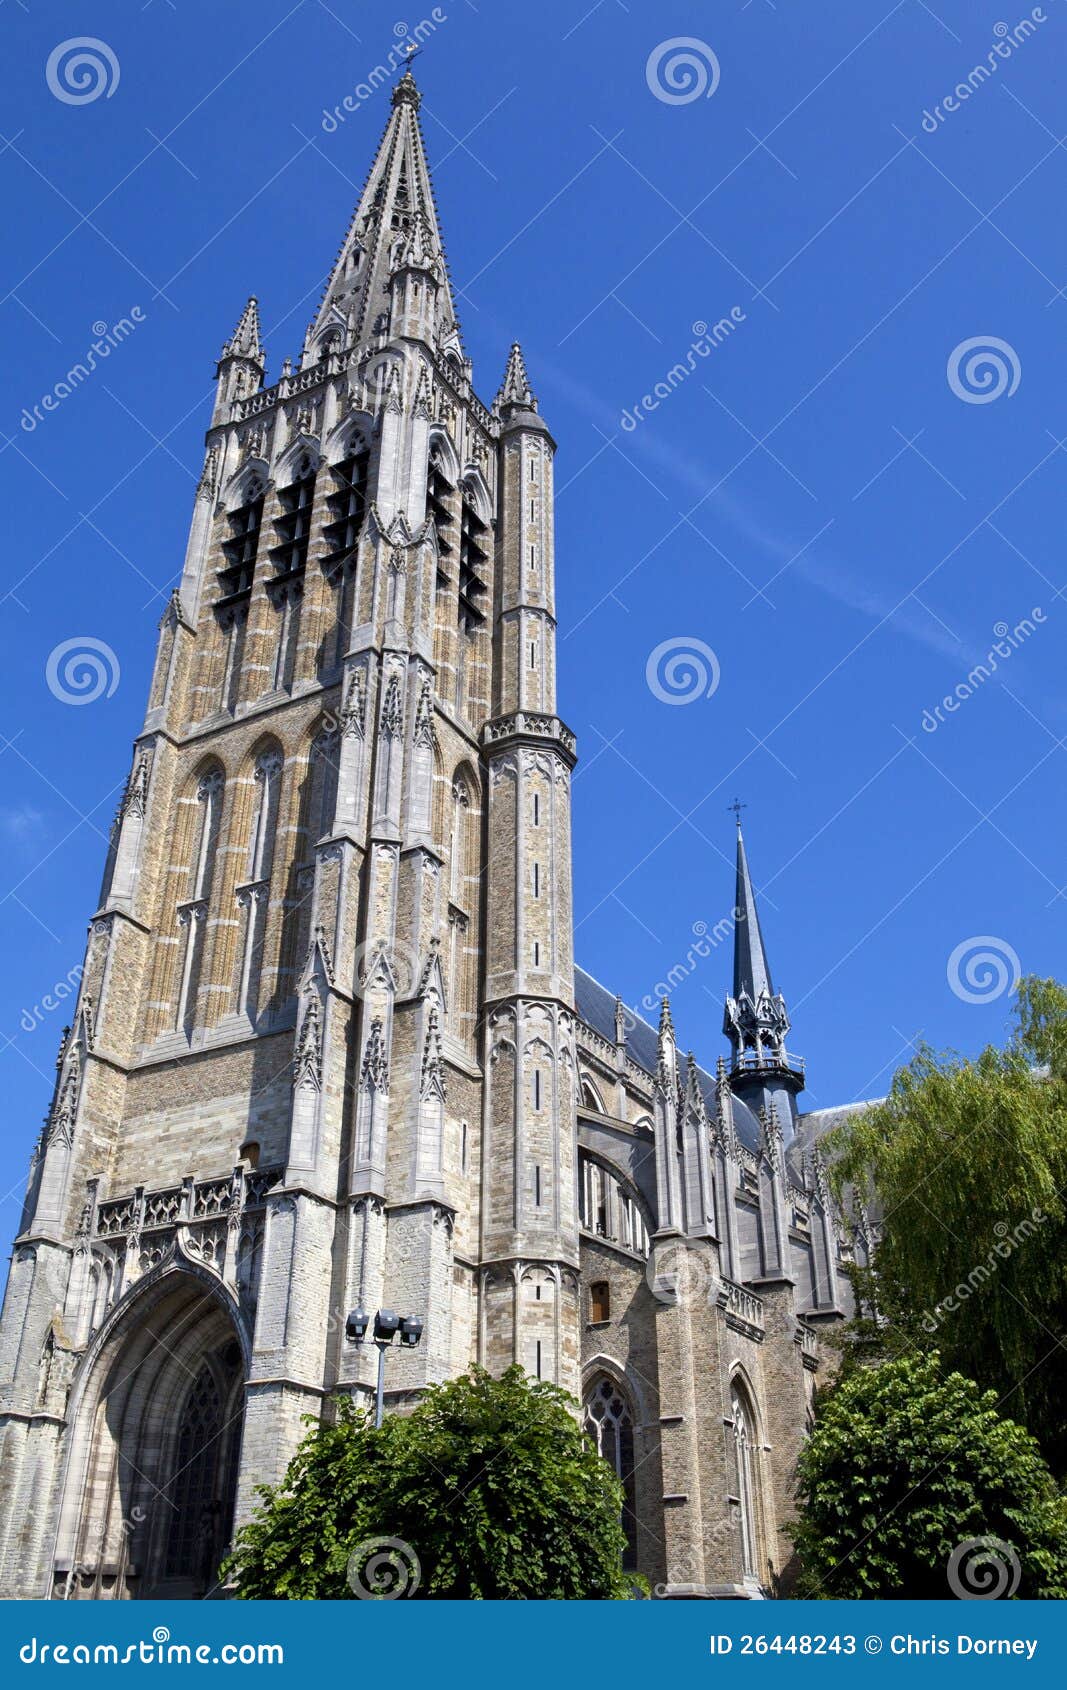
[235,747,283,1020]
[447,769,477,1043]
[174,766,224,1034]
[584,1376,637,1570]
[275,730,337,1007]
[308,728,340,844]
[448,771,473,908]
[162,1343,242,1593]
[731,1379,764,1585]
[164,1364,223,1579]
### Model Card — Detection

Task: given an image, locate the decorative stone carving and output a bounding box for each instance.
[295,996,323,1090]
[412,679,436,748]
[420,1005,446,1102]
[380,673,404,739]
[360,1017,389,1093]
[121,752,151,819]
[340,668,367,738]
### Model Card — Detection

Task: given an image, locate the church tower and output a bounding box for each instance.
[0,69,580,1599]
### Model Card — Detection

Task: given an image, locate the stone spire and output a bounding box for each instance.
[722,821,804,1128]
[495,341,536,411]
[730,819,774,1009]
[310,68,459,352]
[220,295,264,365]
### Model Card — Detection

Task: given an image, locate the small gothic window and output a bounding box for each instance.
[584,1377,637,1570]
[590,1281,610,1323]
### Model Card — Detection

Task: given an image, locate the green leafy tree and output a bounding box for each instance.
[829,976,1067,1468]
[792,1353,1067,1598]
[225,1366,641,1599]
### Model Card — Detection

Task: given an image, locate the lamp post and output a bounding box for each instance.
[345,1307,424,1427]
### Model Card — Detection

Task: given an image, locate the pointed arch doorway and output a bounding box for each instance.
[53,1267,247,1600]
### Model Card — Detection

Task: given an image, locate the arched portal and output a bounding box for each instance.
[53,1267,247,1600]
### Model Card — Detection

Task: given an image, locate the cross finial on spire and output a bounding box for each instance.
[728,798,747,832]
[392,47,422,107]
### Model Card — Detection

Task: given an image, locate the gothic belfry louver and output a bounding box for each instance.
[0,69,581,1598]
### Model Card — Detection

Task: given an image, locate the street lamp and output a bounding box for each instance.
[345,1306,423,1427]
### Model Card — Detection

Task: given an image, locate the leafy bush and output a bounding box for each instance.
[226,1365,641,1599]
[792,1353,1067,1598]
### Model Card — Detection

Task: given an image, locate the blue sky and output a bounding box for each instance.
[2,0,1065,1249]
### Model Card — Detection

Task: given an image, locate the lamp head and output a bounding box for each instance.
[345,1308,369,1345]
[373,1308,401,1342]
[399,1316,424,1348]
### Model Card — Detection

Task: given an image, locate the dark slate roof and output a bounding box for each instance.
[574,965,763,1155]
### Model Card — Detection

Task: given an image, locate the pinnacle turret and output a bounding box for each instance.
[219,295,264,366]
[658,994,675,1042]
[684,1052,707,1120]
[656,996,678,1100]
[213,294,265,423]
[495,342,537,413]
